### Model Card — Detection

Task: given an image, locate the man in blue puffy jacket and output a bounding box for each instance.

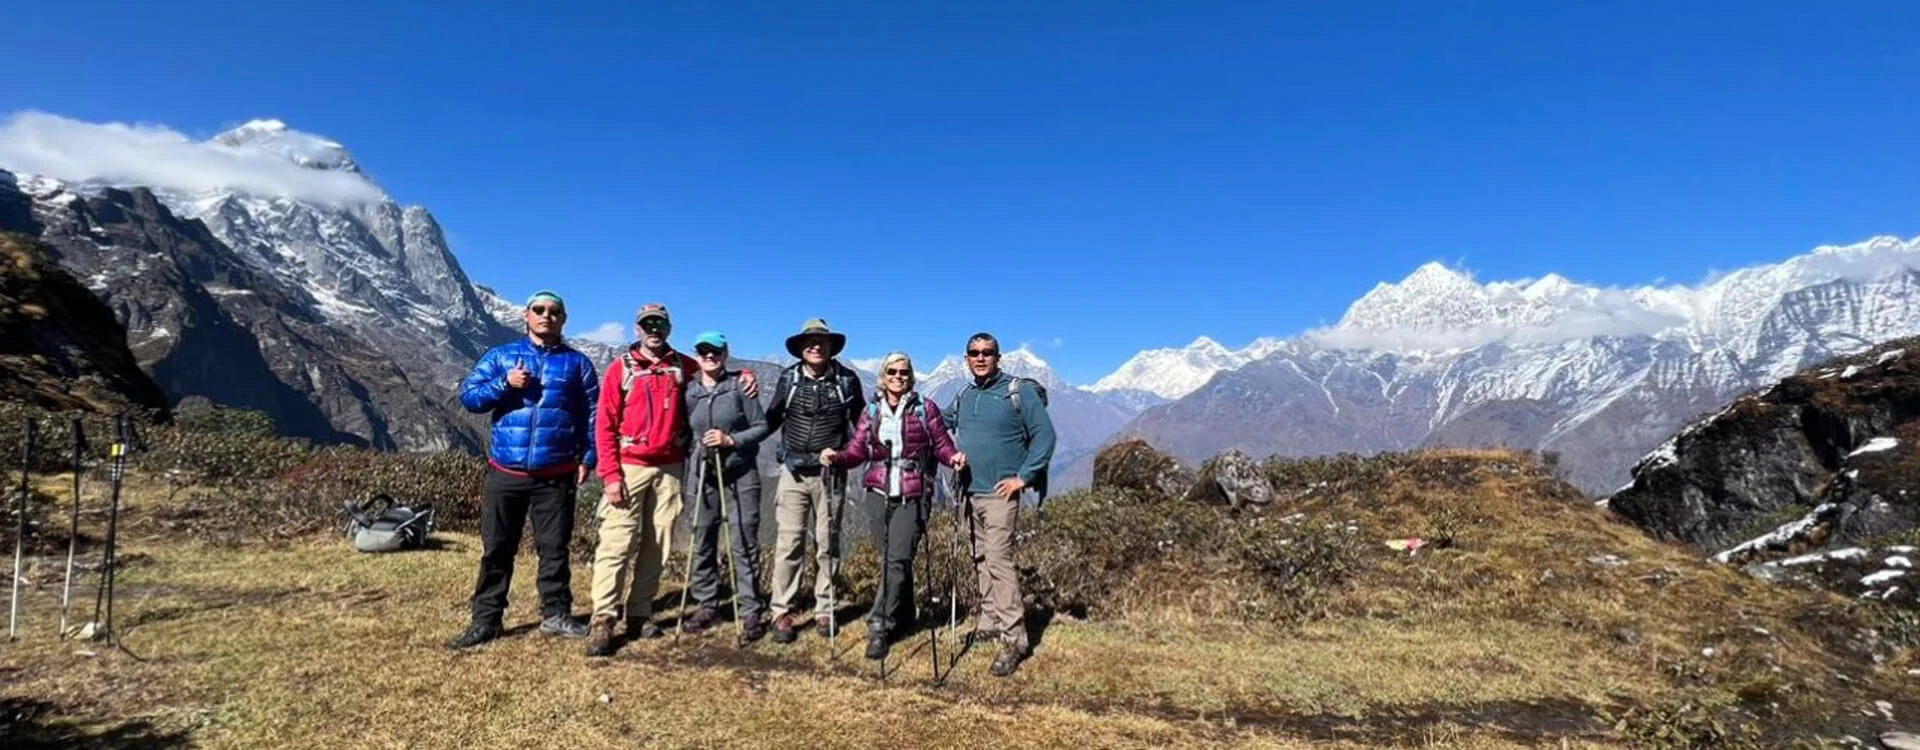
[447,289,599,649]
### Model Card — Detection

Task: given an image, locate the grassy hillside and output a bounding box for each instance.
[2,435,1915,747]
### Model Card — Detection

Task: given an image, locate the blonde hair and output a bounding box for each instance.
[879,351,915,391]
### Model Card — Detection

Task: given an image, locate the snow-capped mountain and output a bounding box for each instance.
[1120,235,1920,495]
[1087,335,1288,400]
[0,117,532,450]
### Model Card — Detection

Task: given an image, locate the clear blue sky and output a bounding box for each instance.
[11,2,1920,383]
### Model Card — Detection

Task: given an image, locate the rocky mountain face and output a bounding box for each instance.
[1118,239,1920,495]
[0,230,168,416]
[1608,337,1920,552]
[0,117,531,450]
[1605,337,1920,607]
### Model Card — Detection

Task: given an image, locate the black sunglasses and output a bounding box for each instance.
[965,348,999,358]
[695,345,725,357]
[528,305,562,317]
[884,367,911,376]
[637,318,670,333]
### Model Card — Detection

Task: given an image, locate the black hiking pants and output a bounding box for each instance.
[864,490,927,637]
[470,467,577,625]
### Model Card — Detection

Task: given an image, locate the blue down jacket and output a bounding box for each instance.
[460,338,599,473]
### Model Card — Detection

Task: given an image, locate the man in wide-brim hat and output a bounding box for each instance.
[764,318,866,644]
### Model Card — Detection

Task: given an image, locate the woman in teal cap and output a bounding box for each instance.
[678,331,772,643]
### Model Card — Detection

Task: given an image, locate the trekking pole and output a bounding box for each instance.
[873,440,898,680]
[58,418,85,638]
[920,482,940,683]
[944,470,968,675]
[674,453,708,643]
[10,418,39,641]
[711,449,743,645]
[98,416,129,644]
[825,464,842,665]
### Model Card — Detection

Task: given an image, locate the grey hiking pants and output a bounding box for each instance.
[688,465,765,625]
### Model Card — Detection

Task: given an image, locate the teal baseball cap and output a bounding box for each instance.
[524,289,565,309]
[693,331,728,350]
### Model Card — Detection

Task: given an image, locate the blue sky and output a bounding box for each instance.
[9,2,1920,383]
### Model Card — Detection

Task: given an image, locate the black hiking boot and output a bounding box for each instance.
[626,620,665,640]
[772,614,797,644]
[539,614,589,639]
[446,620,501,650]
[865,632,890,660]
[990,642,1024,677]
[683,606,720,634]
[740,617,768,645]
[585,617,618,657]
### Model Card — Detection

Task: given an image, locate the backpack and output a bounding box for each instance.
[951,376,1051,504]
[778,362,860,415]
[342,494,435,553]
[613,349,693,457]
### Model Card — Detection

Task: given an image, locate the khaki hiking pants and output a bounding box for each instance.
[968,493,1028,651]
[769,468,844,618]
[590,462,684,624]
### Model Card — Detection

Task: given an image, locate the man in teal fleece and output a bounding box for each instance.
[947,332,1056,677]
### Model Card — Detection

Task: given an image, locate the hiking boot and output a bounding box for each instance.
[990,643,1024,677]
[626,620,665,640]
[584,618,617,657]
[446,620,501,650]
[539,614,589,639]
[772,614,797,644]
[865,632,890,660]
[740,617,768,645]
[683,607,720,634]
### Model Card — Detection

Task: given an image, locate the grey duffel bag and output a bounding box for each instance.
[342,493,436,553]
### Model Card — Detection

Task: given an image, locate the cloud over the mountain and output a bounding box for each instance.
[576,321,628,346]
[0,111,383,204]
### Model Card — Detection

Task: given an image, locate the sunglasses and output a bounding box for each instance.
[695,345,725,357]
[528,305,563,317]
[637,318,670,334]
[884,368,911,377]
[965,349,999,358]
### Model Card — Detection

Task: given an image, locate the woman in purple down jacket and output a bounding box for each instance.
[820,351,966,661]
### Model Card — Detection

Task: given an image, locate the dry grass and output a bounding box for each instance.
[2,449,1916,748]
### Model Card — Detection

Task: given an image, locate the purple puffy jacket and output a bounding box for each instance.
[827,392,960,498]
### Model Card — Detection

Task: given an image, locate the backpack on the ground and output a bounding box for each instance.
[342,493,436,553]
[951,376,1051,505]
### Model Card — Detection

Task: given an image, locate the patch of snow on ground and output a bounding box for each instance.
[1849,437,1899,457]
[1713,504,1836,563]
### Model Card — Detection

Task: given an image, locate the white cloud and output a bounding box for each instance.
[576,322,627,346]
[0,111,383,204]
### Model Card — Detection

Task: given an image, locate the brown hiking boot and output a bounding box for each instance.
[585,617,617,657]
[771,613,797,644]
[990,642,1024,677]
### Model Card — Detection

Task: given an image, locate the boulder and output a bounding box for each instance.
[1091,438,1192,498]
[1183,450,1273,510]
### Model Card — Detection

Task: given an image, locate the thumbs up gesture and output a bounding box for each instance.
[507,359,531,389]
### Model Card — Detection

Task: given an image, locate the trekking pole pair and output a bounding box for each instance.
[674,449,746,645]
[89,416,132,646]
[824,462,846,665]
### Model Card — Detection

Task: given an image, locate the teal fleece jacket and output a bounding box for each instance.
[949,371,1056,496]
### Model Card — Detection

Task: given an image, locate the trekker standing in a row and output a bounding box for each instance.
[821,351,965,661]
[448,290,598,649]
[948,332,1056,677]
[681,331,771,644]
[764,319,865,644]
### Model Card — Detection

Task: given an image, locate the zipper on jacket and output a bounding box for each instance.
[522,346,540,468]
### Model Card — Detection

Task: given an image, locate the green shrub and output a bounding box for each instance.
[1231,513,1369,618]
